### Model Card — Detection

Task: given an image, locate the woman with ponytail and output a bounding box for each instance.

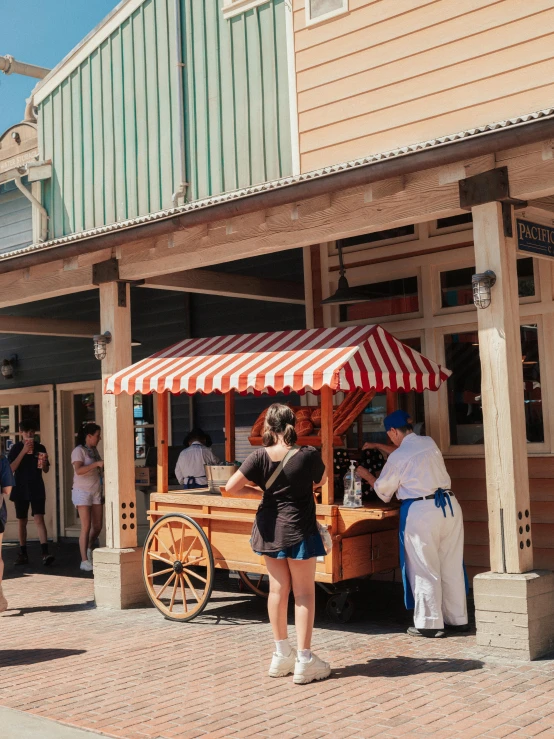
[225,403,330,685]
[71,423,103,572]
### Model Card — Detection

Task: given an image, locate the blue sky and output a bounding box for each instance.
[0,0,118,133]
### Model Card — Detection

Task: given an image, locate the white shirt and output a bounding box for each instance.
[71,445,102,494]
[174,442,220,486]
[373,433,451,503]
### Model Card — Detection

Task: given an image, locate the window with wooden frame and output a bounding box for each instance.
[443,323,545,450]
[438,258,537,310]
[429,213,473,236]
[305,0,348,25]
[133,394,154,461]
[339,274,420,323]
[338,225,417,254]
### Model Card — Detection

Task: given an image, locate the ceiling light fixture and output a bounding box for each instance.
[321,241,372,305]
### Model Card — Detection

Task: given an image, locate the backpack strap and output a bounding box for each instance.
[265,446,300,491]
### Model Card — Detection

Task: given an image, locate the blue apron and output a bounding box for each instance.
[399,488,469,610]
[184,476,203,490]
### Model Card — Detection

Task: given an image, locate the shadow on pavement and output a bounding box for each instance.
[330,655,484,679]
[2,542,92,580]
[3,601,96,617]
[0,648,86,667]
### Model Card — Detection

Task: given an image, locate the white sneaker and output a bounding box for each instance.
[293,653,331,685]
[268,649,296,678]
[86,548,93,564]
[80,560,93,572]
[0,584,7,613]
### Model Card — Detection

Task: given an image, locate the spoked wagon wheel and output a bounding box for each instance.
[238,571,269,598]
[143,513,214,622]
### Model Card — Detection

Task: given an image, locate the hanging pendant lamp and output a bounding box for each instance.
[321,241,371,305]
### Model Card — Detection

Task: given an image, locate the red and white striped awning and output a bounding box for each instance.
[105,325,451,396]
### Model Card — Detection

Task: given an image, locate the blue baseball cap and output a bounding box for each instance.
[383,409,412,432]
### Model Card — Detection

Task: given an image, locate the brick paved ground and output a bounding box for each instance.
[1,542,554,739]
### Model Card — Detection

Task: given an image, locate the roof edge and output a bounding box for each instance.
[2,108,554,271]
[34,0,143,105]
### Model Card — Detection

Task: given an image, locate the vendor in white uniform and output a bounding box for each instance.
[357,409,468,638]
[175,428,220,489]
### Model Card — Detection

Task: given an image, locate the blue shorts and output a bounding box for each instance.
[255,533,326,560]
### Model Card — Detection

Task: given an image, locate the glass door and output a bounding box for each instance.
[57,382,103,538]
[0,389,55,543]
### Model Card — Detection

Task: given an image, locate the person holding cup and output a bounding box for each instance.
[8,420,54,567]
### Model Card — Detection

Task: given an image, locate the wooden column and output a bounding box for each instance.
[225,391,235,463]
[320,385,334,505]
[156,395,169,493]
[100,281,137,550]
[386,390,398,416]
[473,201,533,573]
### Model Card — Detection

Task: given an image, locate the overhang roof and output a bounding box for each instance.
[105,325,452,397]
[1,108,554,271]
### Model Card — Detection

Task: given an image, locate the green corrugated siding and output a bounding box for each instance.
[39,0,179,239]
[182,0,292,200]
[38,0,292,238]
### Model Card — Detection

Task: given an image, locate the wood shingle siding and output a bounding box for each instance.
[294,0,554,171]
[447,457,554,581]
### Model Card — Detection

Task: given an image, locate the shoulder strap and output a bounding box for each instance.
[265,445,300,491]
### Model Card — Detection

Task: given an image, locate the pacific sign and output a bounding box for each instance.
[517,219,554,259]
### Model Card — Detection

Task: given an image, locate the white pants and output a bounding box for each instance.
[404,497,468,630]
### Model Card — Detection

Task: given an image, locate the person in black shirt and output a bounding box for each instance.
[225,403,331,685]
[8,420,54,566]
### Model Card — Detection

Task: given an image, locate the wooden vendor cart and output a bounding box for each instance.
[105,325,451,623]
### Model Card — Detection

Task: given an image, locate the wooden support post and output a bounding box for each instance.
[386,390,398,416]
[99,281,136,550]
[225,391,235,463]
[320,385,334,505]
[356,411,364,449]
[156,394,169,493]
[95,281,148,610]
[473,201,533,574]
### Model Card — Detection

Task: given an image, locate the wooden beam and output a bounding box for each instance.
[0,316,99,338]
[141,269,305,304]
[0,263,95,309]
[225,392,236,464]
[310,245,324,329]
[473,202,533,574]
[100,281,137,550]
[386,390,398,416]
[156,394,169,494]
[2,145,554,308]
[118,166,465,281]
[114,150,554,282]
[320,386,334,506]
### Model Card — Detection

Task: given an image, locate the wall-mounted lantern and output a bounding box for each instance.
[472,271,496,309]
[1,355,18,379]
[93,332,112,361]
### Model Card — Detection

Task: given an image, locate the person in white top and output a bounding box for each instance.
[357,409,468,638]
[71,423,103,573]
[175,428,220,489]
